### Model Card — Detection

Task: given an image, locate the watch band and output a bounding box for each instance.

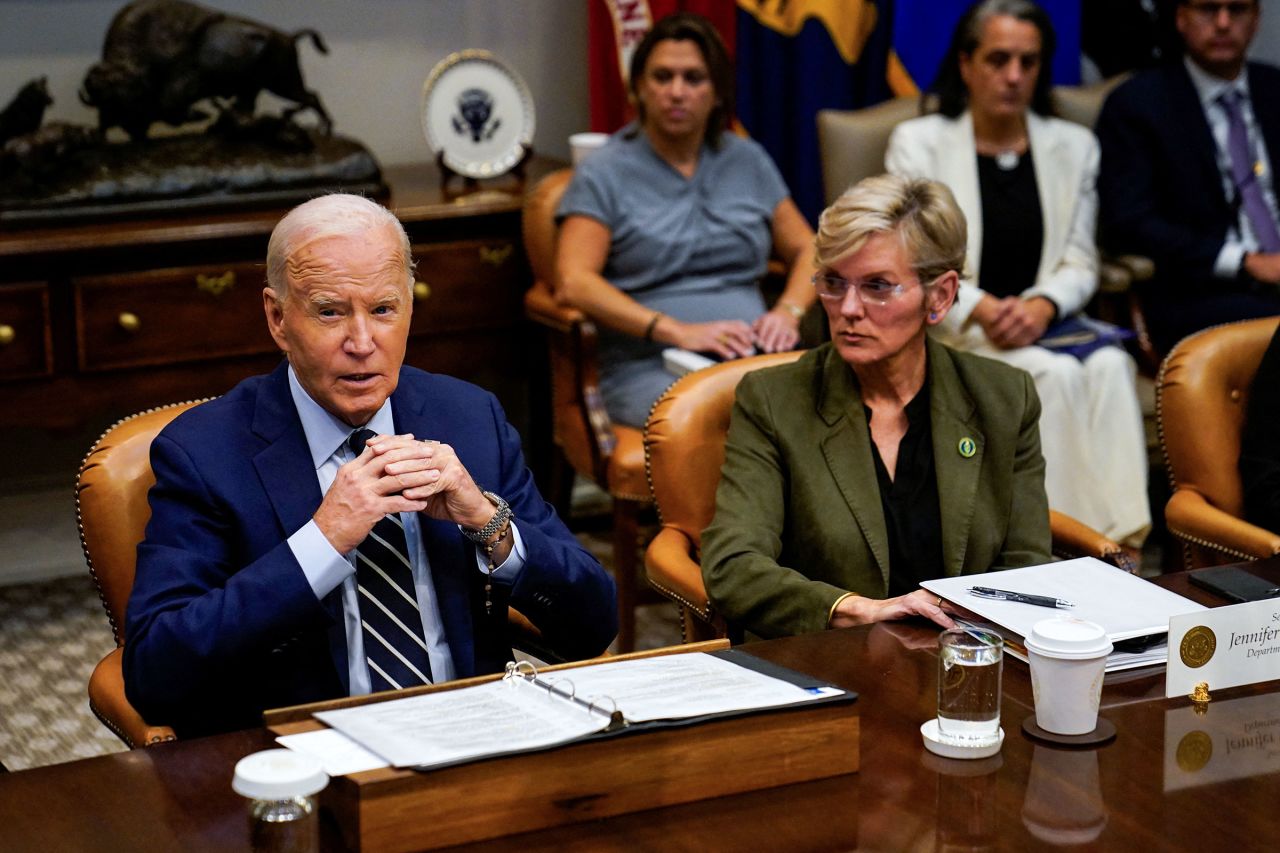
[461,491,512,544]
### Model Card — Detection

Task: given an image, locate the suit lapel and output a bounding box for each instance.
[390,375,479,679]
[925,340,983,576]
[939,113,983,281]
[817,348,891,588]
[248,362,349,689]
[1171,64,1232,214]
[251,363,324,547]
[1027,113,1065,286]
[1248,63,1280,183]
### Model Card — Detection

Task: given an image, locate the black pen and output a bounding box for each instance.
[968,587,1074,609]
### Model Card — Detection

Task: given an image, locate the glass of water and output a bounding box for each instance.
[937,628,1003,746]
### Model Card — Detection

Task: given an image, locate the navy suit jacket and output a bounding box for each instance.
[1096,61,1280,289]
[123,362,617,737]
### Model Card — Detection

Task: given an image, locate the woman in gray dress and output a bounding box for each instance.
[556,13,815,427]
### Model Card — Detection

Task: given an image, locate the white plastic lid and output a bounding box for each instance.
[232,749,328,800]
[1024,618,1113,660]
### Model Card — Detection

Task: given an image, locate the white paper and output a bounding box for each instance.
[276,728,389,776]
[316,678,608,769]
[924,557,1206,672]
[662,348,715,377]
[539,653,832,722]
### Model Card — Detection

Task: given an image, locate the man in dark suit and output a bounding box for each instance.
[124,194,617,737]
[1096,0,1280,353]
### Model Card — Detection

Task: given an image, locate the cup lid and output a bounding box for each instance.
[1024,618,1112,660]
[232,749,328,800]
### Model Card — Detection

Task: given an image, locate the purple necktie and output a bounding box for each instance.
[1219,89,1280,253]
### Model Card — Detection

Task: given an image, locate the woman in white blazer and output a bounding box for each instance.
[885,0,1149,545]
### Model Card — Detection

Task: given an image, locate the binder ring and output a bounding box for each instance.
[503,660,538,682]
[586,695,618,716]
[545,677,576,701]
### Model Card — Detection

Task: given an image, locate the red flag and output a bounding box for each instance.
[588,1,737,133]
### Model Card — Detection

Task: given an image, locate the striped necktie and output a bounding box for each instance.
[347,428,433,691]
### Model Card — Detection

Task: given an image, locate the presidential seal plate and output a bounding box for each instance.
[421,49,536,179]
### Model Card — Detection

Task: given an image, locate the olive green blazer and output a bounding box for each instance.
[702,339,1051,639]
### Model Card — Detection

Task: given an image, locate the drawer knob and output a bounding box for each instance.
[479,244,513,266]
[0,324,13,346]
[118,312,141,333]
[196,270,236,297]
[413,281,431,301]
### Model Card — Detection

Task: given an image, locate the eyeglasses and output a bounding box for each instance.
[1184,1,1256,21]
[812,273,915,305]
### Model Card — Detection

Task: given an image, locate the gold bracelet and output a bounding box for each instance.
[828,591,859,626]
[643,311,664,342]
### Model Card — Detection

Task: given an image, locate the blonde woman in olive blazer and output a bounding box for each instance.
[701,173,1051,640]
[702,339,1050,639]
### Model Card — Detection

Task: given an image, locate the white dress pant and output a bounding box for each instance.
[938,328,1151,545]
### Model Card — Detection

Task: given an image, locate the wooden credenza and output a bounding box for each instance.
[0,160,560,437]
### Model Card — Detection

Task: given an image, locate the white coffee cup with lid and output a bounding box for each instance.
[1024,618,1113,735]
[569,132,609,165]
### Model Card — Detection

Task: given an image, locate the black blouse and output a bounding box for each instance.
[864,380,944,598]
[976,149,1044,300]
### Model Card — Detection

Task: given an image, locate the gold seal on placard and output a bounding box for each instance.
[1180,626,1217,669]
[1176,731,1213,772]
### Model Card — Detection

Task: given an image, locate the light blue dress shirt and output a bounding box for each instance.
[283,366,526,694]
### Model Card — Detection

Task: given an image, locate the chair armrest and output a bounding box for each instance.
[524,279,585,334]
[1165,489,1280,564]
[645,528,713,620]
[1098,260,1131,295]
[1110,253,1155,282]
[1048,510,1135,573]
[88,647,176,748]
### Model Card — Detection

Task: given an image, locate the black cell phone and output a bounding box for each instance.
[1188,566,1280,603]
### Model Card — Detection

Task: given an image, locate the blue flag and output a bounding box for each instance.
[735,1,897,224]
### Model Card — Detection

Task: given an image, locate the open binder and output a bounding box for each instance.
[314,649,855,770]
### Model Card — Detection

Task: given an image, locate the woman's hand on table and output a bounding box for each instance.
[752,308,801,353]
[830,589,956,630]
[667,318,756,359]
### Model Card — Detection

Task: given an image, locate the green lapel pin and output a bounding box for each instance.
[958,437,976,458]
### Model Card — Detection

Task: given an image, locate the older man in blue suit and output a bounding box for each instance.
[1097,0,1280,354]
[124,194,617,737]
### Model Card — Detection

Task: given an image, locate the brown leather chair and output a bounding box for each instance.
[77,400,552,747]
[77,400,207,747]
[522,168,651,652]
[1158,317,1280,569]
[644,353,1136,643]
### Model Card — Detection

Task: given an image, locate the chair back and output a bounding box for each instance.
[1051,74,1129,130]
[817,96,919,205]
[522,168,573,289]
[1158,317,1280,519]
[77,400,208,645]
[645,351,804,550]
[521,169,617,481]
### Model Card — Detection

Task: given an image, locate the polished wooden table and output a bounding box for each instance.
[3,563,1278,851]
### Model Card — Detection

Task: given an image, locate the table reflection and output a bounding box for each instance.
[1021,745,1108,845]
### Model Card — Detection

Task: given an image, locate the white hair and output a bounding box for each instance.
[265,193,414,300]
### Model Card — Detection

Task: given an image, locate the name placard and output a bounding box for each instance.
[1166,599,1280,698]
